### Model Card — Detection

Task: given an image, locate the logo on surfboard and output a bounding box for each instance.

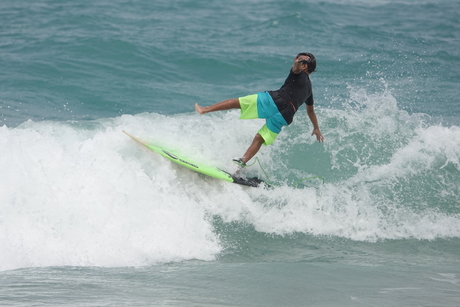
[162,150,199,169]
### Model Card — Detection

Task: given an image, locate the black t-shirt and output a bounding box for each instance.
[268,69,313,125]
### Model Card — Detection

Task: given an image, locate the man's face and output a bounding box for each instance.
[296,54,311,71]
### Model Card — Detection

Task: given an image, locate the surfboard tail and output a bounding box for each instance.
[230,175,266,188]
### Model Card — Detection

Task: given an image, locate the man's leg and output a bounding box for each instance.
[195,99,240,114]
[241,133,265,163]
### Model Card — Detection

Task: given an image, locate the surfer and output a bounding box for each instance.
[195,52,324,167]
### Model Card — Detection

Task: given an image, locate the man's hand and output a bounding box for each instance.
[311,128,325,143]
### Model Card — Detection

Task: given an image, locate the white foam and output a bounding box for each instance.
[0,117,227,270]
[1,91,459,270]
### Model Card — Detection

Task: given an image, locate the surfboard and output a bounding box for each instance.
[123,131,264,187]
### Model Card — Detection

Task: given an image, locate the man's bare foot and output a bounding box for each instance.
[195,103,206,114]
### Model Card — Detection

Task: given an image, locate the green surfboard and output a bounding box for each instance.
[123,131,263,187]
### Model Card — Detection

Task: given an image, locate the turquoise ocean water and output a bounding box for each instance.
[1,0,460,306]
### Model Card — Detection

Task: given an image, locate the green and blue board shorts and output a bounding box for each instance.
[238,92,288,145]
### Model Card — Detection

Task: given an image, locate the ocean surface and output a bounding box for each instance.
[1,0,459,306]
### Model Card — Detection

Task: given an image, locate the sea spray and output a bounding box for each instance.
[2,86,459,271]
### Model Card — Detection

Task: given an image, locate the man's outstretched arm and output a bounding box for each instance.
[307,105,324,142]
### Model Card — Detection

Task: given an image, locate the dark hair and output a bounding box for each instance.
[297,52,316,73]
